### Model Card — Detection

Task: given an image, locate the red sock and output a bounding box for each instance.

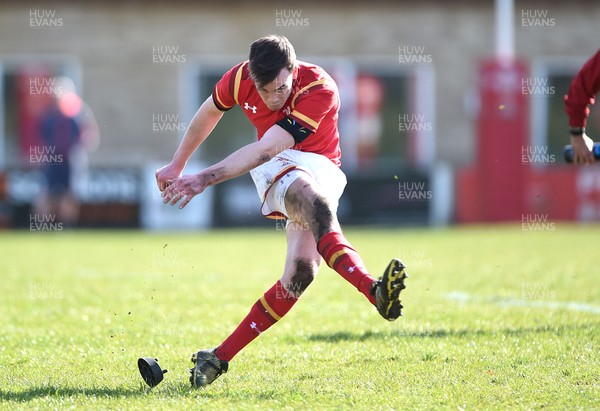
[317,231,377,305]
[215,280,298,362]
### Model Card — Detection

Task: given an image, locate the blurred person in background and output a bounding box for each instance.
[33,77,99,227]
[564,49,600,164]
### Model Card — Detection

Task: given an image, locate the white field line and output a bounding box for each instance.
[446,291,600,314]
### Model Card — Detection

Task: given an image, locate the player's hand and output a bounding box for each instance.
[155,162,183,192]
[570,133,595,165]
[161,173,208,209]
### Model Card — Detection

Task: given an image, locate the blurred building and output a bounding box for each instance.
[0,0,599,228]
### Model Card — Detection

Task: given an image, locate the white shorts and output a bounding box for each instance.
[249,149,347,221]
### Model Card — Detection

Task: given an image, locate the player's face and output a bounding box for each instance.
[255,68,293,111]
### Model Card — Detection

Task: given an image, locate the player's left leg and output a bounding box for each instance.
[190,221,319,387]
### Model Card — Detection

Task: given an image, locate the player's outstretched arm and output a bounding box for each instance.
[162,124,295,208]
[155,97,224,191]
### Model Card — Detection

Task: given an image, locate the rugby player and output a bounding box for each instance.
[155,35,407,387]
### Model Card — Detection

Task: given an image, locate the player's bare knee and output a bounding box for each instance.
[285,259,316,297]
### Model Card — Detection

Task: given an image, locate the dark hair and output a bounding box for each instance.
[248,35,296,88]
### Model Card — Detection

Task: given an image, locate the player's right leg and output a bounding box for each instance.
[190,221,318,388]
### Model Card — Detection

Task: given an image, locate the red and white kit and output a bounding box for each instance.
[212,60,346,219]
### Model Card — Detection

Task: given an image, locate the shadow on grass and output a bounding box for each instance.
[0,384,190,402]
[305,321,599,343]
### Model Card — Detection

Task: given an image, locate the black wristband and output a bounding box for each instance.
[569,127,585,136]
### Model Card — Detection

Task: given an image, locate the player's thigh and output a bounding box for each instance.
[280,221,322,290]
[285,176,341,237]
[284,176,317,221]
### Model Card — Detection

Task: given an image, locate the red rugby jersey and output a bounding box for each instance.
[564,49,600,128]
[212,60,342,166]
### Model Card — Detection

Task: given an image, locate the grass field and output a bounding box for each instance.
[1,225,599,410]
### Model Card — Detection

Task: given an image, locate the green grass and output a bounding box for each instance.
[1,225,599,410]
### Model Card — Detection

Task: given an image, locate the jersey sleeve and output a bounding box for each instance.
[289,82,338,133]
[211,62,246,111]
[564,49,600,128]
